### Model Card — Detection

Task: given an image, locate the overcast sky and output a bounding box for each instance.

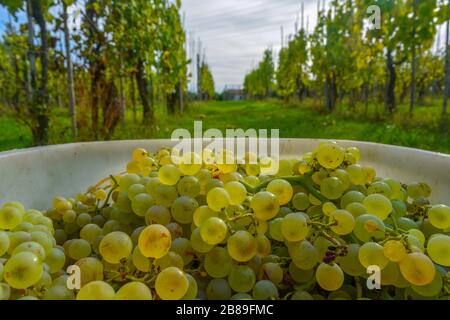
[182,0,325,92]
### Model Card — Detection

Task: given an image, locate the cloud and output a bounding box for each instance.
[183,0,324,92]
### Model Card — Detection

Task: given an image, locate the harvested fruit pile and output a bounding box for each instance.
[0,141,449,300]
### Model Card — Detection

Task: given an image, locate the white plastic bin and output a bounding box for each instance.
[0,139,449,210]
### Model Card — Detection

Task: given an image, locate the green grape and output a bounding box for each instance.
[158,164,181,186]
[315,262,344,291]
[330,210,355,235]
[193,206,217,227]
[205,179,225,193]
[288,240,320,270]
[346,164,366,185]
[276,207,292,218]
[13,222,34,232]
[396,217,419,230]
[171,196,199,224]
[250,191,280,221]
[255,234,271,257]
[12,241,46,262]
[340,191,365,209]
[115,192,132,212]
[330,169,351,191]
[266,179,293,205]
[115,282,152,300]
[62,210,77,223]
[146,177,161,196]
[138,224,171,258]
[132,246,152,272]
[320,177,344,200]
[0,206,23,230]
[99,231,132,263]
[353,214,385,242]
[0,261,3,281]
[179,152,202,176]
[206,187,230,212]
[200,217,228,245]
[154,185,178,208]
[68,239,92,260]
[269,218,284,242]
[380,261,400,285]
[204,246,232,278]
[407,182,431,199]
[0,282,10,300]
[182,273,198,300]
[206,278,232,300]
[171,237,194,265]
[292,291,314,300]
[420,218,442,238]
[346,147,361,162]
[281,213,308,241]
[75,257,104,286]
[227,230,257,262]
[228,265,256,293]
[367,181,392,198]
[102,220,122,235]
[252,280,279,300]
[292,193,310,211]
[196,168,212,188]
[127,183,146,200]
[76,281,115,300]
[427,234,450,266]
[154,251,184,270]
[399,253,435,286]
[243,176,260,187]
[363,194,392,220]
[411,272,443,297]
[224,181,247,205]
[315,142,345,169]
[231,293,253,300]
[408,229,425,245]
[118,174,140,192]
[45,248,66,274]
[328,290,352,300]
[131,193,155,217]
[359,242,388,270]
[80,224,103,245]
[383,178,402,199]
[345,202,367,218]
[190,228,214,253]
[383,240,406,262]
[288,262,314,283]
[336,243,365,276]
[43,285,75,300]
[259,262,283,284]
[4,252,43,289]
[428,205,450,230]
[177,176,201,197]
[145,205,171,226]
[322,202,337,216]
[155,267,188,300]
[0,231,10,257]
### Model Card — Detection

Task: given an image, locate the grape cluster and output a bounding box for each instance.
[0,142,449,300]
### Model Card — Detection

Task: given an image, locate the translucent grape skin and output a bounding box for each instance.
[155,267,189,300]
[281,213,308,241]
[204,246,232,278]
[138,224,172,258]
[426,234,450,267]
[228,265,256,293]
[252,280,279,300]
[428,205,450,230]
[200,217,228,245]
[76,281,115,300]
[3,252,43,289]
[227,230,257,262]
[250,191,280,221]
[399,253,435,286]
[266,179,293,205]
[99,231,132,264]
[315,262,344,291]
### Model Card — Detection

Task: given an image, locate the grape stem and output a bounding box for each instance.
[240,175,328,203]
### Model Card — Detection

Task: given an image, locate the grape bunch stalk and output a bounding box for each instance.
[0,142,449,300]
